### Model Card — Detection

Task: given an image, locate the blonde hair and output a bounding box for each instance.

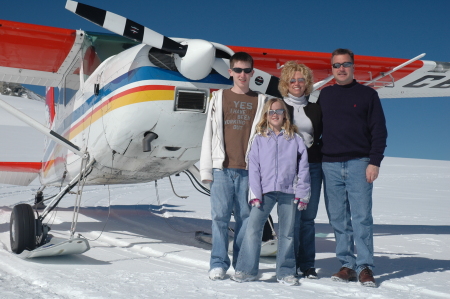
[278,61,314,97]
[256,98,297,139]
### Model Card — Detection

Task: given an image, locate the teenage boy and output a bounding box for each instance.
[318,48,387,287]
[200,52,266,280]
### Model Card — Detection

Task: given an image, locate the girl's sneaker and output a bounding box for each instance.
[277,275,299,286]
[209,268,225,280]
[231,271,256,283]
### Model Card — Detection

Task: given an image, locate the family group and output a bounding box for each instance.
[199,48,387,288]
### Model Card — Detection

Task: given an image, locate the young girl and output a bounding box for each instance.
[231,98,311,286]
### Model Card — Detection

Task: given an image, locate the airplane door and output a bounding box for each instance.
[42,54,82,185]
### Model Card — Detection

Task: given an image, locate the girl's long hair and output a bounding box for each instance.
[256,98,297,139]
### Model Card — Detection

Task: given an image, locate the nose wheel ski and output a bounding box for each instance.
[10,159,95,258]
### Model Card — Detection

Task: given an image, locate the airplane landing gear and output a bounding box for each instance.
[10,204,36,254]
[9,159,95,258]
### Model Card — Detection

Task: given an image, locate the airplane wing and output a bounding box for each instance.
[4,18,448,100]
[229,45,450,99]
[0,19,84,87]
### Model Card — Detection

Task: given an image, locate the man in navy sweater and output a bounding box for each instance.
[318,48,387,288]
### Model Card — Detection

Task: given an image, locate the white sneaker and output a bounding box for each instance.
[277,275,299,286]
[209,268,226,280]
[231,271,256,283]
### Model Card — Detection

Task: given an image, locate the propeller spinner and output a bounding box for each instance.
[65,0,232,80]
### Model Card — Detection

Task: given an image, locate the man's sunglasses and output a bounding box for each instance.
[332,62,354,69]
[289,78,306,84]
[268,109,285,116]
[232,67,253,74]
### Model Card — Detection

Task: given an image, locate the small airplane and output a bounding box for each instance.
[0,1,449,258]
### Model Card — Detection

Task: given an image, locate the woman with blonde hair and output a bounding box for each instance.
[231,98,310,286]
[279,61,323,279]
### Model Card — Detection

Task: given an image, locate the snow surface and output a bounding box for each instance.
[0,95,450,298]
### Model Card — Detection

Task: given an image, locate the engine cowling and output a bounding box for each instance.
[174,39,215,80]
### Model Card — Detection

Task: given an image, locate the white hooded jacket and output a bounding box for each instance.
[199,89,266,183]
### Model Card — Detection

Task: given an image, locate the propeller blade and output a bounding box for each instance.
[250,69,281,98]
[212,58,230,79]
[65,0,186,56]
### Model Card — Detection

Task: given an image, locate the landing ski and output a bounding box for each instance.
[18,235,90,259]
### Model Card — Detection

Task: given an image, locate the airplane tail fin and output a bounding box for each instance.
[45,87,56,128]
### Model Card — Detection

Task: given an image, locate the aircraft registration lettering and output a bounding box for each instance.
[403,75,450,88]
[431,79,450,88]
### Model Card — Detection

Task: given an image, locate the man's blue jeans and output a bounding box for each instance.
[322,158,374,275]
[294,162,322,272]
[210,168,250,271]
[235,192,297,279]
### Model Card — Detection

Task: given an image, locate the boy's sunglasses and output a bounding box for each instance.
[232,67,253,74]
[332,62,353,69]
[289,78,306,84]
[268,109,285,115]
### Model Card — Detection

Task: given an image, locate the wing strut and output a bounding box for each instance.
[0,98,84,157]
[313,75,335,92]
[363,53,426,87]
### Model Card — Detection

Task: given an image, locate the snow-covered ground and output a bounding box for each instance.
[0,95,449,298]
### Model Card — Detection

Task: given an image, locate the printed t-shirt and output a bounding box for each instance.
[222,89,258,169]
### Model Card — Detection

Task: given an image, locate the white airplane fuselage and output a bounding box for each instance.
[41,42,232,186]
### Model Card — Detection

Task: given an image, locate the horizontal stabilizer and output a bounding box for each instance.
[0,162,41,186]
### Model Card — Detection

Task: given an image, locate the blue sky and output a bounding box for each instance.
[3,0,450,161]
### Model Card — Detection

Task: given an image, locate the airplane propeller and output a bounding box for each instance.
[65,0,232,80]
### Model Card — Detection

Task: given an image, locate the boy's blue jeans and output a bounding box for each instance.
[322,158,374,275]
[235,191,297,279]
[209,168,250,271]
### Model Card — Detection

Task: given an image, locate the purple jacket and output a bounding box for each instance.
[248,131,311,202]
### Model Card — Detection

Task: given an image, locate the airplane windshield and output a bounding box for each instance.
[84,32,140,63]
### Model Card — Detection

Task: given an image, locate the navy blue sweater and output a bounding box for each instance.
[317,80,387,167]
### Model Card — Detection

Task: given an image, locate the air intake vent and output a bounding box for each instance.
[175,89,208,112]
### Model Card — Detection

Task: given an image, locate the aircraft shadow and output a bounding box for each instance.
[0,204,449,280]
[78,204,450,281]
